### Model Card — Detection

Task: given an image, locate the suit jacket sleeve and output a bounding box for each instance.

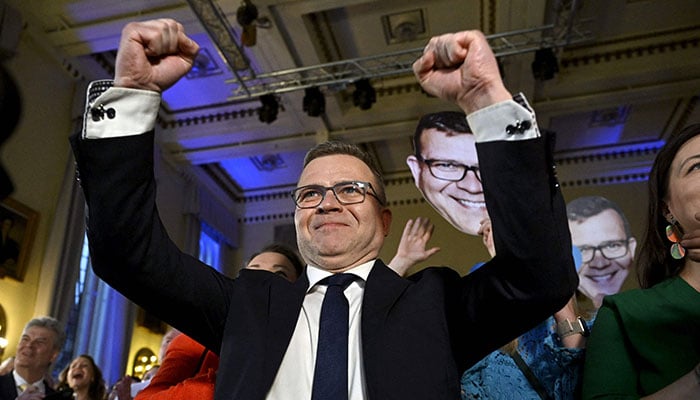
[0,373,17,400]
[454,134,579,368]
[70,131,231,353]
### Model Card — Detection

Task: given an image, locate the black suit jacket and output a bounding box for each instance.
[0,372,56,400]
[71,129,577,399]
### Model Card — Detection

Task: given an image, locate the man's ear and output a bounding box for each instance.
[381,208,392,237]
[50,350,59,364]
[406,155,422,191]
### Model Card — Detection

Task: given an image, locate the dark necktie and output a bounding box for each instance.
[311,273,357,400]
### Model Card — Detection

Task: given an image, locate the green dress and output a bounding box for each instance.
[582,276,700,399]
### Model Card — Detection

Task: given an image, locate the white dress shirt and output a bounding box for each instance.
[13,370,45,396]
[266,261,373,400]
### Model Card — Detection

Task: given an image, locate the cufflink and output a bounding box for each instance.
[505,119,532,135]
[91,104,116,121]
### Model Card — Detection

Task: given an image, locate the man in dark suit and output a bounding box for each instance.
[71,19,578,399]
[0,317,64,400]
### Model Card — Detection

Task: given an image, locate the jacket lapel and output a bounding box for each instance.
[262,273,309,386]
[361,261,410,353]
[0,373,18,400]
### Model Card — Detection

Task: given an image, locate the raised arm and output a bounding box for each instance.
[412,29,578,366]
[70,19,228,353]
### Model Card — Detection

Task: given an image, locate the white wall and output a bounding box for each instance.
[0,31,77,357]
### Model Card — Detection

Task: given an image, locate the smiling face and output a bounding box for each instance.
[295,154,391,272]
[246,251,300,282]
[67,356,95,391]
[569,209,636,308]
[14,326,59,378]
[664,135,700,237]
[407,129,486,235]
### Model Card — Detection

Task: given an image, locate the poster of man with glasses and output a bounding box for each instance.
[566,195,637,310]
[406,111,486,237]
[405,110,636,308]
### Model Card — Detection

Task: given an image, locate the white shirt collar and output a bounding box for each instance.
[305,260,375,291]
[12,370,45,394]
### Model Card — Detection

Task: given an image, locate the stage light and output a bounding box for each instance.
[531,48,559,81]
[258,94,278,124]
[237,0,259,47]
[303,87,325,117]
[352,79,376,110]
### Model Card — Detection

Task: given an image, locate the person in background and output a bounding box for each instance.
[57,355,107,400]
[0,317,65,400]
[406,111,487,236]
[108,328,179,400]
[241,243,304,282]
[134,243,304,400]
[461,197,636,399]
[583,123,700,399]
[461,218,587,399]
[71,19,577,398]
[567,195,637,312]
[156,328,181,369]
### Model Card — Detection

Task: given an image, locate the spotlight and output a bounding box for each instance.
[303,87,325,117]
[237,0,259,47]
[531,48,559,81]
[257,94,278,124]
[352,79,376,110]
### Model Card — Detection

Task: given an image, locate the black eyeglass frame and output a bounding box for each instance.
[578,239,631,263]
[291,180,384,209]
[416,154,481,182]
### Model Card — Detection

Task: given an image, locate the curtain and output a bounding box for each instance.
[72,264,135,386]
[45,142,137,385]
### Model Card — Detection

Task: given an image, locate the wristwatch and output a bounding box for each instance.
[556,316,590,338]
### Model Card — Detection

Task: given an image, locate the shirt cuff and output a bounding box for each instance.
[82,80,161,139]
[466,93,540,142]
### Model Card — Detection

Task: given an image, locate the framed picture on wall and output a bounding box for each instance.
[0,197,39,282]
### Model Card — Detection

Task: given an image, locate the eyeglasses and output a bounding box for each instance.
[417,155,481,182]
[291,181,383,209]
[578,239,630,263]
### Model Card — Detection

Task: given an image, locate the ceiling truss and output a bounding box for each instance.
[187,0,594,102]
